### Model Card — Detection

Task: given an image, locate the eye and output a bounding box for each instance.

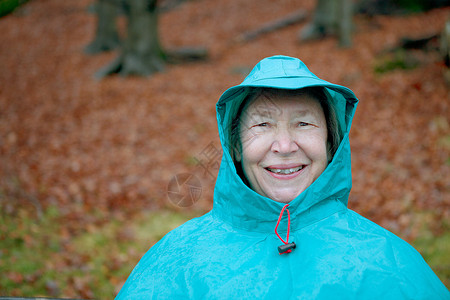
[298,122,309,127]
[249,122,270,130]
[250,122,269,128]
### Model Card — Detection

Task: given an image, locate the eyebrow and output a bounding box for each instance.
[292,109,313,117]
[248,110,274,118]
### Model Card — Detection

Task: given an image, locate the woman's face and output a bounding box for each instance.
[238,93,328,203]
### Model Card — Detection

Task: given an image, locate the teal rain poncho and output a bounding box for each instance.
[116,55,449,299]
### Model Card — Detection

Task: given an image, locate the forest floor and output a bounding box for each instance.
[0,0,449,298]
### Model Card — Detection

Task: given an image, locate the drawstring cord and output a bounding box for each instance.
[275,204,291,244]
[275,204,296,254]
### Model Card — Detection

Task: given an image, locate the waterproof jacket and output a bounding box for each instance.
[116,55,449,299]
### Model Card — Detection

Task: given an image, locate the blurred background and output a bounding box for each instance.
[0,0,449,298]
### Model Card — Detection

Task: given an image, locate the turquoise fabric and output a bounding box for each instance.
[116,56,449,299]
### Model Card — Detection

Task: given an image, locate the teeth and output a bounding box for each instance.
[267,166,303,174]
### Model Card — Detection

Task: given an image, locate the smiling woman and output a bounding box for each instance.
[115,55,449,299]
[238,91,328,203]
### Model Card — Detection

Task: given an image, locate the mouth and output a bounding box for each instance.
[265,166,305,175]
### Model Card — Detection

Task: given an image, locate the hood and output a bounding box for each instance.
[212,55,359,232]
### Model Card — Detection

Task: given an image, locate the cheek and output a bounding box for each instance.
[296,132,328,159]
[241,143,263,165]
[313,139,329,163]
[240,133,271,164]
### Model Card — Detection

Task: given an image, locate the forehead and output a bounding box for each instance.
[243,92,323,117]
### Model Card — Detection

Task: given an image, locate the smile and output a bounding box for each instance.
[266,166,304,175]
[264,164,307,180]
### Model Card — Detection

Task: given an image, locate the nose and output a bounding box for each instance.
[271,127,299,154]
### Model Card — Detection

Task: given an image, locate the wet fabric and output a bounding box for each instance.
[115,55,449,299]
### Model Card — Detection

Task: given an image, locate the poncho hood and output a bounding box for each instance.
[213,55,358,232]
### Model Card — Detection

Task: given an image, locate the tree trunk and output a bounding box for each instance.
[85,0,120,54]
[96,0,165,78]
[338,0,353,47]
[299,0,353,47]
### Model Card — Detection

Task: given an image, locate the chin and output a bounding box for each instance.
[274,198,293,204]
[269,190,302,203]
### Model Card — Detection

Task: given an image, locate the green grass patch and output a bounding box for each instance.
[0,206,198,298]
[412,221,450,288]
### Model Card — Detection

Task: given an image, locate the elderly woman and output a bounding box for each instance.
[116,56,448,299]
